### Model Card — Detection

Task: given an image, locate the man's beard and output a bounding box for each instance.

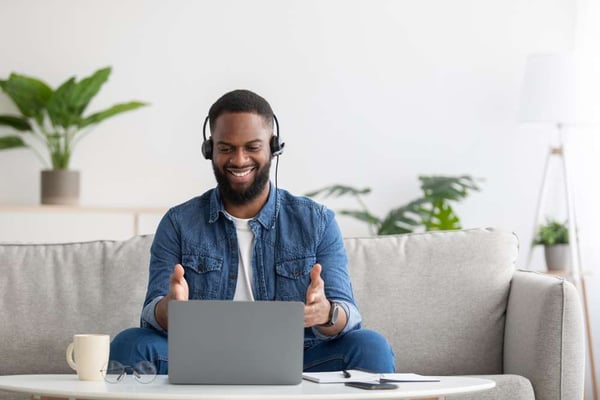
[213,159,271,205]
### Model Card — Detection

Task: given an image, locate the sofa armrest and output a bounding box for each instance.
[504,270,585,400]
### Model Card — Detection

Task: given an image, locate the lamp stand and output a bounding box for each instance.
[526,124,597,400]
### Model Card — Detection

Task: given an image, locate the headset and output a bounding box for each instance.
[201,114,284,160]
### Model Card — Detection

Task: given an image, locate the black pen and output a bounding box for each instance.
[342,370,351,378]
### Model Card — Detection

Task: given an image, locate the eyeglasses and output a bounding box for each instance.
[100,360,157,384]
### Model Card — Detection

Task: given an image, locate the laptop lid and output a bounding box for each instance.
[168,300,304,385]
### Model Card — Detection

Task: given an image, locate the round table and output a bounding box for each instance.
[0,374,495,400]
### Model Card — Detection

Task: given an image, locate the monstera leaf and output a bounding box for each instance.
[307,175,481,235]
[423,200,462,231]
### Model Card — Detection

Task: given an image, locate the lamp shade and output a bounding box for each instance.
[518,53,577,124]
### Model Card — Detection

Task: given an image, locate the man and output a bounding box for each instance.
[110,89,395,374]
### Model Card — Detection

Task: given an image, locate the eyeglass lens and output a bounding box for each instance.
[101,360,157,384]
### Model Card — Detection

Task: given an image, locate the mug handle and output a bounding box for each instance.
[66,342,77,371]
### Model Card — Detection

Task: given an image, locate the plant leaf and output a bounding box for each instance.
[533,219,569,245]
[79,101,147,128]
[46,77,77,128]
[0,115,31,131]
[338,210,381,226]
[0,135,27,149]
[378,198,427,235]
[419,175,481,203]
[305,185,371,198]
[425,200,462,231]
[46,67,113,128]
[70,67,111,116]
[0,74,52,125]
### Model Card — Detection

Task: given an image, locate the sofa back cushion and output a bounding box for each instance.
[344,227,518,375]
[0,227,518,377]
[0,235,153,374]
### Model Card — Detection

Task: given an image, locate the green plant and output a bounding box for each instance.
[533,219,569,246]
[0,67,147,169]
[306,175,482,235]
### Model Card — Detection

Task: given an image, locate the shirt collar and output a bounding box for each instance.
[208,182,279,230]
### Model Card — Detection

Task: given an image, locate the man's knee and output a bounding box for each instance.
[110,327,168,374]
[345,329,396,372]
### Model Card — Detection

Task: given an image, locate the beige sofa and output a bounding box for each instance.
[0,227,585,399]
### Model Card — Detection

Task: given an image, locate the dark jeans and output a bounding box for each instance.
[110,327,395,374]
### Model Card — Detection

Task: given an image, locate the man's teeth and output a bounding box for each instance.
[230,168,253,177]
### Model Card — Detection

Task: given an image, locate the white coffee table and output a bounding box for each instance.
[0,374,495,400]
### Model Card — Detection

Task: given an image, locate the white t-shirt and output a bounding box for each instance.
[225,212,255,301]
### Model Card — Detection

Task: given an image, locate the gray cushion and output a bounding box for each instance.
[504,270,585,400]
[345,227,518,375]
[0,235,153,375]
[0,391,27,400]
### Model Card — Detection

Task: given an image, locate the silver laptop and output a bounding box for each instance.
[168,300,304,385]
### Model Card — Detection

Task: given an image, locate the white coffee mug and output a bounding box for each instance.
[66,334,110,381]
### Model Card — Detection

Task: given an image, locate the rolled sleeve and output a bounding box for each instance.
[141,296,168,335]
[311,300,362,340]
[310,207,363,340]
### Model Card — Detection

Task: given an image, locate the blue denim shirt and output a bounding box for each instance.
[141,184,362,348]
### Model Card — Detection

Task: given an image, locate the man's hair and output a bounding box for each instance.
[208,89,274,132]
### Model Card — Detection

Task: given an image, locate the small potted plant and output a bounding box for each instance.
[533,219,570,271]
[0,67,147,205]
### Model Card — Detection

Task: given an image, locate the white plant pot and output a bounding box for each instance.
[544,244,570,272]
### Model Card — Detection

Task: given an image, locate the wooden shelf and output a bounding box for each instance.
[0,204,167,236]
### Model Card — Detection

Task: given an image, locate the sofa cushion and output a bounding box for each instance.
[0,235,153,375]
[344,227,518,375]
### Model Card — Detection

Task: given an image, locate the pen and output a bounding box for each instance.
[342,370,351,378]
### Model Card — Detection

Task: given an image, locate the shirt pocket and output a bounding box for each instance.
[181,253,223,299]
[275,257,315,301]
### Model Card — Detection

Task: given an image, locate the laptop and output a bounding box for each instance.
[168,300,304,385]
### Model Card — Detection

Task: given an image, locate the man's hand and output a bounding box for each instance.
[304,264,330,327]
[155,264,189,330]
[167,264,189,301]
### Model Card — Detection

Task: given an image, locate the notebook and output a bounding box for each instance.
[168,300,304,385]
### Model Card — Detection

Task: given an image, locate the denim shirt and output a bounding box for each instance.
[141,184,362,348]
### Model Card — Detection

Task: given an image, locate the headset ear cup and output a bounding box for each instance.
[202,138,213,160]
[270,136,284,156]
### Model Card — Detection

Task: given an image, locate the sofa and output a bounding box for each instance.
[0,227,584,400]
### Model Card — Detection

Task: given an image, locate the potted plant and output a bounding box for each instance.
[0,67,147,205]
[533,219,570,271]
[306,175,482,235]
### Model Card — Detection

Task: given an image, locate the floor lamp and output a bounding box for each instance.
[518,53,597,400]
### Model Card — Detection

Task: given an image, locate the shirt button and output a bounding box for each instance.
[230,274,236,280]
[229,241,235,249]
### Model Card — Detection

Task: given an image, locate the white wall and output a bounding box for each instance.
[1,0,598,395]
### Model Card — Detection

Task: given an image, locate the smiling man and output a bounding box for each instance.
[210,111,273,217]
[110,89,395,375]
